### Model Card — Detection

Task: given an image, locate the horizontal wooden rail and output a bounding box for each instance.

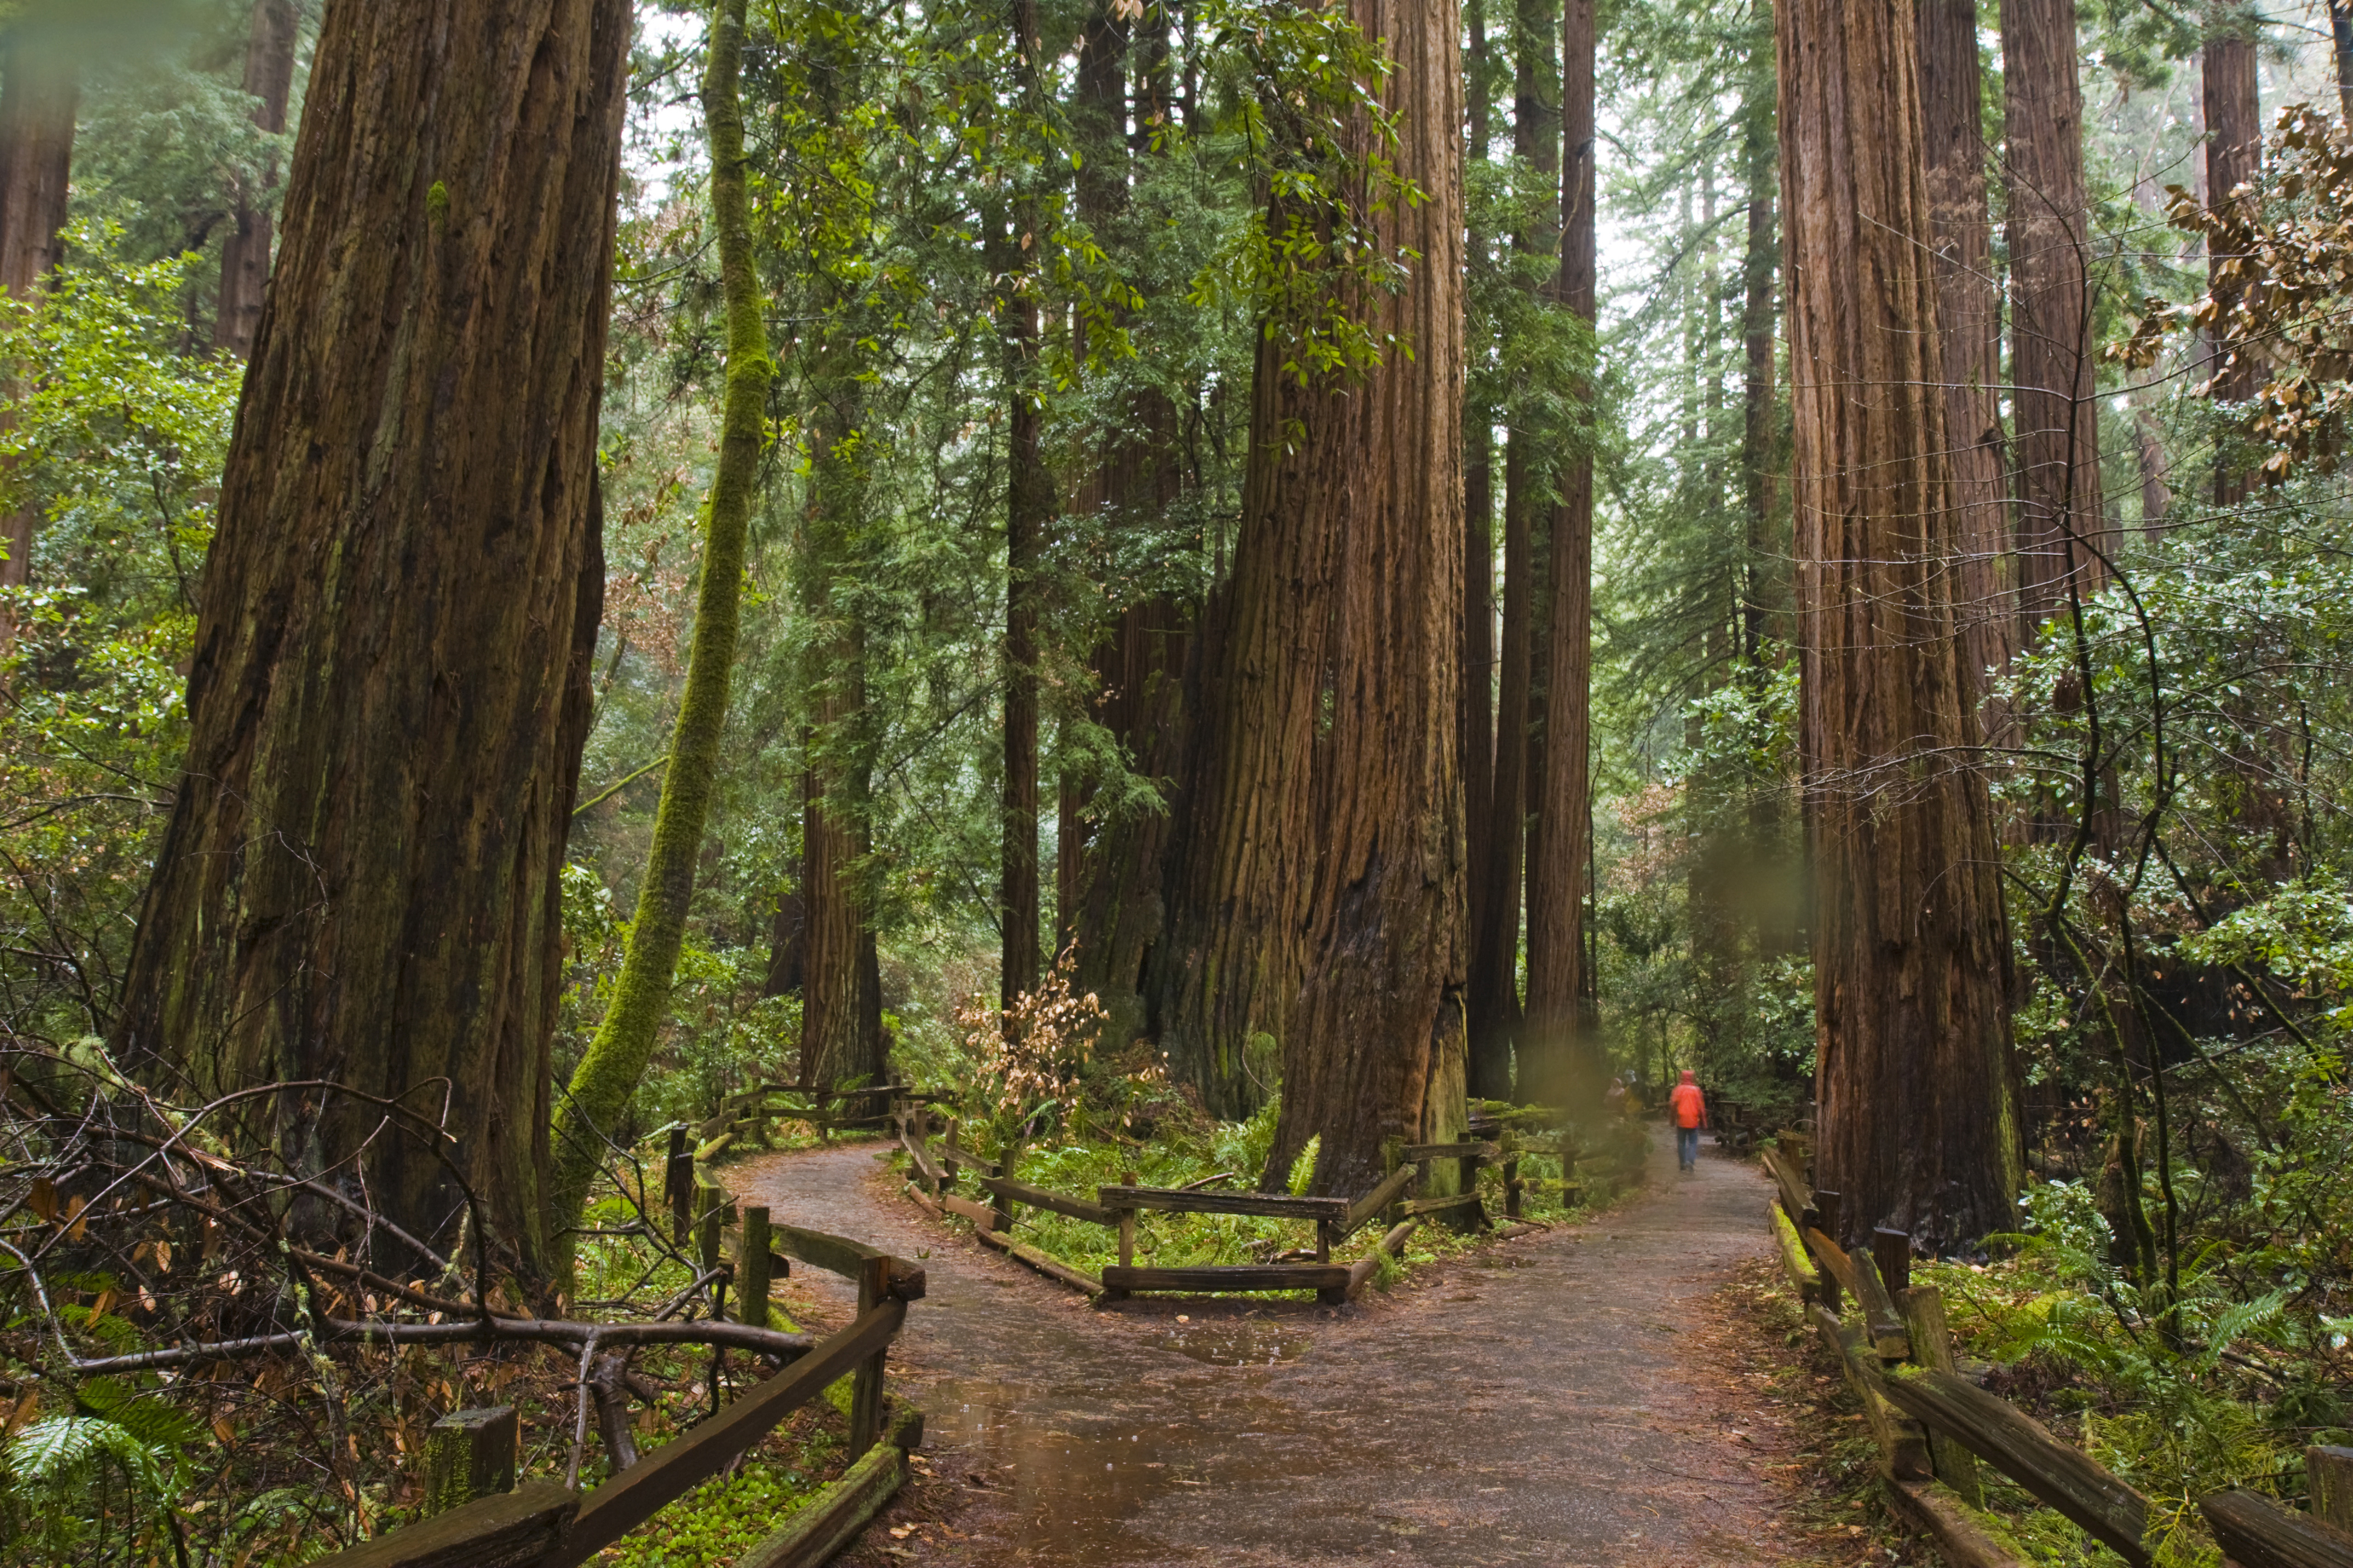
[768,1220,925,1299]
[975,1173,1110,1226]
[1101,1262,1352,1294]
[1098,1183,1352,1220]
[549,1300,907,1567]
[2202,1489,2353,1568]
[1401,1139,1499,1162]
[1397,1191,1485,1219]
[311,1481,577,1568]
[1878,1366,2151,1566]
[1344,1163,1418,1232]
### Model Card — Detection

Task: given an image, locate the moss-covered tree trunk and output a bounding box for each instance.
[112,0,628,1280]
[550,0,771,1233]
[1781,0,2019,1249]
[1266,0,1468,1196]
[214,0,298,360]
[1522,0,1598,1111]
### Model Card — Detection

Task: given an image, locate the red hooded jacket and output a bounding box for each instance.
[1669,1072,1707,1130]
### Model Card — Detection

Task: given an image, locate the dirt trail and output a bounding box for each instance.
[734,1126,1803,1566]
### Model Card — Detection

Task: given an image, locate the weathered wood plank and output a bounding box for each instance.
[939,1192,999,1230]
[1809,1306,1931,1482]
[1101,1263,1353,1293]
[974,1174,1111,1226]
[1343,1219,1419,1301]
[967,1219,1103,1295]
[897,1124,944,1188]
[1881,1366,2150,1566]
[2201,1488,2353,1568]
[738,1440,906,1568]
[1096,1185,1351,1220]
[1850,1251,1912,1362]
[549,1302,906,1568]
[307,1482,576,1568]
[1342,1163,1419,1233]
[1895,1285,1982,1507]
[768,1222,924,1300]
[1762,1145,1813,1226]
[1397,1191,1486,1219]
[424,1406,516,1516]
[1771,1200,1822,1305]
[1881,1478,2028,1568]
[1401,1140,1500,1162]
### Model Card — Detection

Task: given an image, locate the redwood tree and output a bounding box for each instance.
[214,0,298,359]
[1779,0,2018,1247]
[1919,0,2012,725]
[1521,0,1597,1110]
[2004,0,2105,635]
[114,0,629,1277]
[2203,9,2261,502]
[1269,0,1468,1195]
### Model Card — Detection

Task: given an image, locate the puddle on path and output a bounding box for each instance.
[1153,1322,1311,1366]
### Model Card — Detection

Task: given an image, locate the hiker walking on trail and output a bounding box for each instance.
[1669,1070,1708,1172]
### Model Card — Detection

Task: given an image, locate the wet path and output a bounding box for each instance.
[734,1127,1798,1566]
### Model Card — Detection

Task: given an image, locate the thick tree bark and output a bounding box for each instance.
[1779,0,2019,1249]
[550,0,768,1240]
[2202,16,2260,502]
[0,21,76,652]
[2002,0,2105,637]
[997,0,1046,1018]
[214,0,298,359]
[114,0,628,1279]
[1521,0,1597,1111]
[1462,0,1502,1100]
[1267,0,1468,1196]
[1918,0,2012,731]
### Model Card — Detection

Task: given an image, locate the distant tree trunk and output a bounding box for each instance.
[0,21,76,654]
[1471,0,1558,1102]
[214,0,298,359]
[1781,0,2019,1250]
[550,0,768,1241]
[1267,0,1467,1196]
[114,0,629,1282]
[1919,0,2012,733]
[2330,0,2353,122]
[2002,0,2105,638]
[762,889,806,996]
[997,0,1046,1019]
[2202,12,2260,503]
[1521,0,1596,1112]
[1461,0,1501,1100]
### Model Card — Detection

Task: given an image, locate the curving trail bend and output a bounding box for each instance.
[732,1126,1809,1567]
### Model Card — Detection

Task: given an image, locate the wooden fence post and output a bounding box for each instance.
[991,1143,1019,1234]
[941,1120,961,1196]
[1873,1227,1911,1294]
[424,1406,517,1515]
[740,1205,772,1330]
[849,1254,888,1457]
[2312,1444,2353,1536]
[1895,1283,1983,1507]
[665,1129,692,1246]
[1504,1150,1522,1221]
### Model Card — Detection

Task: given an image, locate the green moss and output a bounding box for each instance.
[426,180,449,224]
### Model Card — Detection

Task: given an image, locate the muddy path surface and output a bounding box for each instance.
[733,1127,1803,1567]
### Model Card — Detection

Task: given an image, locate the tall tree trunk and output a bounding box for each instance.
[114,0,628,1281]
[214,0,298,359]
[2202,12,2260,503]
[1918,0,2012,733]
[0,20,76,655]
[998,0,1046,1017]
[1267,0,1467,1196]
[2330,0,2353,123]
[1471,0,1558,1102]
[1521,0,1596,1111]
[1779,0,2019,1249]
[551,0,768,1240]
[1461,0,1502,1100]
[2003,0,2105,638]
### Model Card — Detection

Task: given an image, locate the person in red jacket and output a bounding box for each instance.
[1669,1069,1708,1172]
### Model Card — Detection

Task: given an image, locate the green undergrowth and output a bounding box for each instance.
[899,1098,1614,1295]
[590,1418,842,1568]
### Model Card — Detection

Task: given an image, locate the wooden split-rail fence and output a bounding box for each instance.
[304,1162,927,1568]
[689,1080,949,1162]
[889,1099,1588,1303]
[1761,1145,2353,1568]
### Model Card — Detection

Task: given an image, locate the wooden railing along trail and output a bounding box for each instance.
[306,1163,926,1568]
[1761,1145,2353,1568]
[890,1099,1601,1303]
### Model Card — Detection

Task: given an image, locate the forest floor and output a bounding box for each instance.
[729,1124,1904,1567]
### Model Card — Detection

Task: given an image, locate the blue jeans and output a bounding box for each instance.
[1678,1126,1700,1168]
